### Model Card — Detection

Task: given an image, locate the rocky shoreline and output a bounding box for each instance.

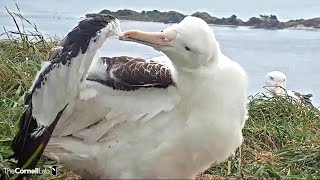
[99,9,320,30]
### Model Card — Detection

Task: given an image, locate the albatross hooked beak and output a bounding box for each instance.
[273,86,285,95]
[119,30,177,49]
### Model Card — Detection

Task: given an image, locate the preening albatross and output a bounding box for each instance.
[265,71,318,109]
[12,16,248,179]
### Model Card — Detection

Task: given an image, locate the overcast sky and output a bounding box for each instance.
[1,0,320,21]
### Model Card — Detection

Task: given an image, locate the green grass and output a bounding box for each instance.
[203,95,320,179]
[0,9,319,180]
[0,38,57,180]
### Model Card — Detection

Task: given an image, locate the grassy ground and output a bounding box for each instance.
[0,12,319,180]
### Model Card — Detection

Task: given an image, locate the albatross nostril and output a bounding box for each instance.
[161,37,169,42]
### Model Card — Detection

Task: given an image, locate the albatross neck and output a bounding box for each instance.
[173,50,221,74]
[172,56,220,93]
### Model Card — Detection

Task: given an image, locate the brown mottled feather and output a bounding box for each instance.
[87,56,174,91]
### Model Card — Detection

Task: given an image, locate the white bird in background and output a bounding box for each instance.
[265,71,317,108]
[12,15,248,179]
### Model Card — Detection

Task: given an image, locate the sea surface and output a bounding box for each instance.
[0,0,320,106]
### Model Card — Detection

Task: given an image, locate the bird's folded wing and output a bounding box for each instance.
[52,56,180,142]
[292,91,313,102]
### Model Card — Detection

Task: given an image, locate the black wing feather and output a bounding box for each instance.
[11,14,116,179]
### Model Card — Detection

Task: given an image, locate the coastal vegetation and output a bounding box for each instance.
[100,9,320,30]
[0,9,319,180]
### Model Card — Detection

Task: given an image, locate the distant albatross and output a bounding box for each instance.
[12,15,248,179]
[265,71,317,108]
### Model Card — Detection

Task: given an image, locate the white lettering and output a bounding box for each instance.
[2,167,58,175]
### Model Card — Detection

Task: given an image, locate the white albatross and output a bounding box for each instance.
[265,71,317,108]
[12,16,248,179]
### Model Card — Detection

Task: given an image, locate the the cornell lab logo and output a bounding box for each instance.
[3,165,59,176]
[47,165,59,175]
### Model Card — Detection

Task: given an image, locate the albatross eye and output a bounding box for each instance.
[185,46,191,51]
[269,76,274,80]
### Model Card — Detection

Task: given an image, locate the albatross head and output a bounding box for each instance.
[265,71,287,95]
[120,16,220,70]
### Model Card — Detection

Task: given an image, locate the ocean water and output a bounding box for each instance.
[0,1,320,105]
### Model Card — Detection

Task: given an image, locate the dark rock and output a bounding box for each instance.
[191,12,217,24]
[245,17,263,26]
[284,18,320,28]
[98,9,320,30]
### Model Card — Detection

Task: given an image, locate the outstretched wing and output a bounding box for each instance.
[11,14,120,174]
